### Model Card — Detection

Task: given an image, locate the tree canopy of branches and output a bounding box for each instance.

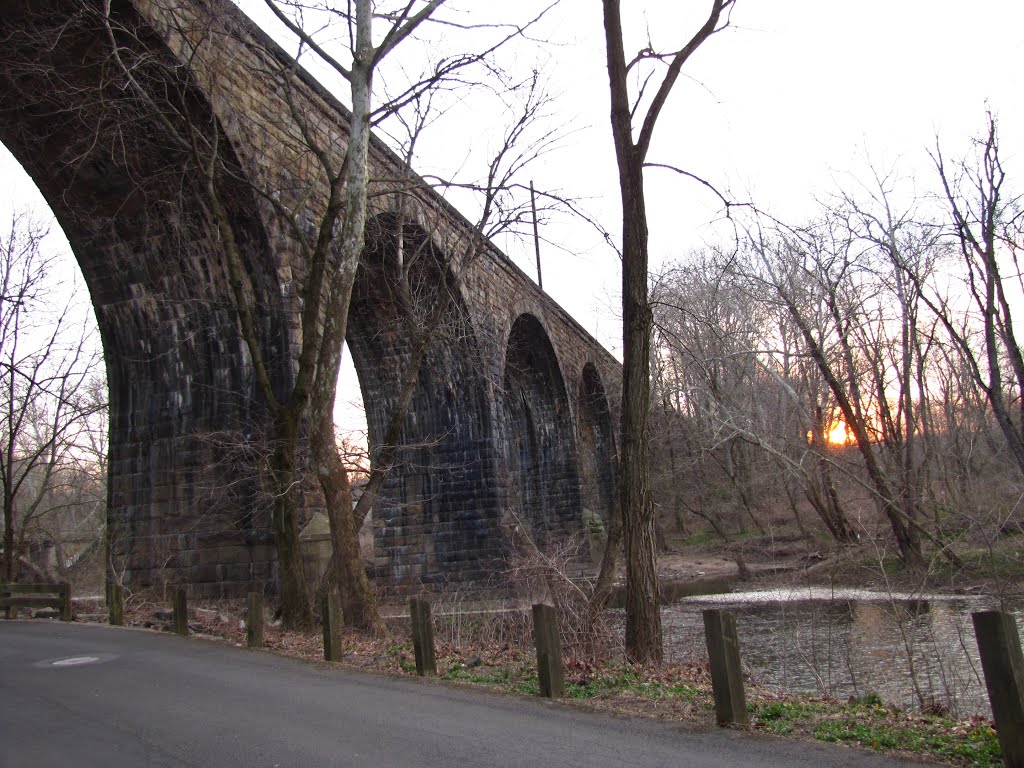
[649,113,1023,575]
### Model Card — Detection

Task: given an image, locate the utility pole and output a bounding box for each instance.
[530,180,543,291]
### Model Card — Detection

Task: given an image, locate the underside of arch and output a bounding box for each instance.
[501,314,581,544]
[345,213,500,590]
[0,0,291,595]
[578,363,616,524]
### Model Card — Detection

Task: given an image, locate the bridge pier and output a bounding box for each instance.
[0,0,620,598]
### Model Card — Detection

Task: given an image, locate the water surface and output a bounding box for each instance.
[660,586,1020,717]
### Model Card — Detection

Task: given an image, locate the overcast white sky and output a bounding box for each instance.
[3,0,1023,431]
[524,0,1024,349]
[236,0,1024,352]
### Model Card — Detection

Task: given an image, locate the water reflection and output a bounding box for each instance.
[660,587,1021,717]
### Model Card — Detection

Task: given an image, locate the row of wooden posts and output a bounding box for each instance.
[104,585,1024,768]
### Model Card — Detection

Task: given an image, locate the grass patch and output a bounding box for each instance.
[751,696,1001,767]
[677,530,721,547]
[932,544,1024,586]
[441,656,709,708]
[429,652,1000,767]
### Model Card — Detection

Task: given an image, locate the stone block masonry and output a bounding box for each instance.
[0,0,621,597]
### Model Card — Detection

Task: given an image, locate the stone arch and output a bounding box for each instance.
[0,1,290,595]
[345,212,499,590]
[501,313,581,542]
[577,363,617,524]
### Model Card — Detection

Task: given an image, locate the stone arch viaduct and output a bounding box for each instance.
[0,0,620,596]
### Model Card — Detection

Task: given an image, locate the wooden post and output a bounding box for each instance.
[3,585,15,620]
[703,608,748,727]
[108,583,124,626]
[972,610,1024,768]
[172,586,188,636]
[532,603,564,698]
[321,590,342,662]
[247,592,264,649]
[58,581,72,621]
[409,598,437,677]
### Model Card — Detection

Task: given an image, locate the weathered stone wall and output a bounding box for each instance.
[0,0,621,597]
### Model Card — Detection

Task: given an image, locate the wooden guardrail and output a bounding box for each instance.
[703,608,748,727]
[0,582,72,621]
[972,610,1024,768]
[410,598,437,677]
[321,589,342,661]
[247,592,264,649]
[532,603,565,698]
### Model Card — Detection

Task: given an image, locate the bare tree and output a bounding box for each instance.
[600,0,735,663]
[651,252,774,538]
[0,211,104,582]
[745,217,931,569]
[923,113,1024,475]
[650,246,861,546]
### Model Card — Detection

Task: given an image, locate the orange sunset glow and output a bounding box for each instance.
[825,420,855,446]
[807,419,858,447]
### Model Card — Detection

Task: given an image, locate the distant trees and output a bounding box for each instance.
[927,114,1024,477]
[649,114,1023,568]
[0,211,105,583]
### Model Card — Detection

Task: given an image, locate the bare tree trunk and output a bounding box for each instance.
[604,13,660,663]
[600,0,732,662]
[787,305,925,570]
[3,492,14,582]
[269,412,314,629]
[312,413,380,632]
[588,491,623,627]
[807,408,857,543]
[662,393,687,535]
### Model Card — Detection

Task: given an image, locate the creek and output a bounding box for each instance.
[657,586,1022,717]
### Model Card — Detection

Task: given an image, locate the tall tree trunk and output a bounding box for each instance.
[310,261,380,631]
[604,2,662,663]
[269,411,314,629]
[305,0,381,631]
[3,498,14,582]
[311,403,380,632]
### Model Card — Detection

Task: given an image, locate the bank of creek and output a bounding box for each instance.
[652,585,1019,718]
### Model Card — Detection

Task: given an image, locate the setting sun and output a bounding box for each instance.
[826,420,855,446]
[807,419,858,446]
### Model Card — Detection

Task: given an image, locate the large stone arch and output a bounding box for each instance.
[0,0,623,597]
[500,313,582,543]
[577,363,617,524]
[346,212,500,590]
[0,0,290,595]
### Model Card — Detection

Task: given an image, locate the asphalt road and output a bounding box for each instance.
[0,621,933,768]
